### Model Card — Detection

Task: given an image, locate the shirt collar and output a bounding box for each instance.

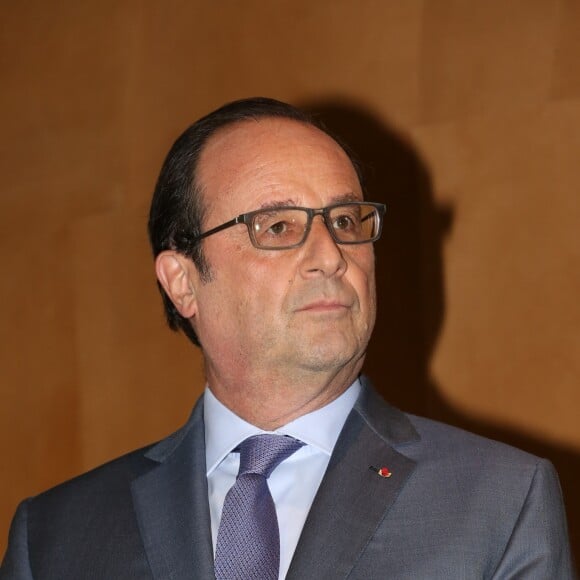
[204,379,361,476]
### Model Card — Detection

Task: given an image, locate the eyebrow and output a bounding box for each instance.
[331,192,362,204]
[257,192,362,211]
[258,199,296,210]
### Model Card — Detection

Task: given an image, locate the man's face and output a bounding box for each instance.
[190,118,377,384]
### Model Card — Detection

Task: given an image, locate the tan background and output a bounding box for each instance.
[1,0,579,562]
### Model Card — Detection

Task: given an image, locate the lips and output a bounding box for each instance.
[295,299,351,312]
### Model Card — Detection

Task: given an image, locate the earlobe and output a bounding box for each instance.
[155,251,198,318]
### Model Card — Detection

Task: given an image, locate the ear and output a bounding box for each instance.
[155,251,198,319]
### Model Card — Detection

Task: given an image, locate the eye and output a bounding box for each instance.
[251,208,306,247]
[332,213,357,231]
[267,220,289,236]
[254,210,302,238]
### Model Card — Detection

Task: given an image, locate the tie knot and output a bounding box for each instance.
[238,434,304,478]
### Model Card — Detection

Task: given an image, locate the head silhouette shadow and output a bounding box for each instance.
[302,97,579,564]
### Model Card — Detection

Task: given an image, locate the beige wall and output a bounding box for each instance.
[1,0,579,560]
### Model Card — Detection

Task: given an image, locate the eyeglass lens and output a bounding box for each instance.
[250,204,381,249]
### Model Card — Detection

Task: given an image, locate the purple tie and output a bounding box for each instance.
[214,434,304,580]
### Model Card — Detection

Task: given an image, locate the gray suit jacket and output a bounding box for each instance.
[0,378,575,579]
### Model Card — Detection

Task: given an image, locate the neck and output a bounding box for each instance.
[204,359,364,430]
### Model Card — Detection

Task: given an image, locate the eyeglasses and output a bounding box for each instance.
[189,201,386,250]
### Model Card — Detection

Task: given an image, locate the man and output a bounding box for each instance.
[0,98,574,579]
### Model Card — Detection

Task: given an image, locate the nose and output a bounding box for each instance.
[299,216,347,278]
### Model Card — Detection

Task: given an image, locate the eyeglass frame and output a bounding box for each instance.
[185,201,386,250]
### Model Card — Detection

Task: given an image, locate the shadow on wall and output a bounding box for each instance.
[302,98,580,565]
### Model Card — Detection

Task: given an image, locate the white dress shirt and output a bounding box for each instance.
[204,379,361,579]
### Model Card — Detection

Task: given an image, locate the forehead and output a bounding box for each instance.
[196,117,361,213]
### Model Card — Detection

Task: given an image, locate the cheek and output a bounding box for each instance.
[213,253,291,318]
[348,252,376,303]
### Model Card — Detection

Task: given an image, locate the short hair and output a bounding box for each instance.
[148,97,363,347]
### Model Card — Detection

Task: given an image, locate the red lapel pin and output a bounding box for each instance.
[369,465,392,478]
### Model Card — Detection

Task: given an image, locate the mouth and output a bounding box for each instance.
[296,300,350,313]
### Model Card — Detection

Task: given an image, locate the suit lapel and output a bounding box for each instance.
[130,397,214,580]
[287,380,419,579]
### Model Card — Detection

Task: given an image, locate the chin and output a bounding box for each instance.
[295,341,362,373]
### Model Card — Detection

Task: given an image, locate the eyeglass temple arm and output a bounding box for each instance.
[361,208,381,223]
[190,215,244,244]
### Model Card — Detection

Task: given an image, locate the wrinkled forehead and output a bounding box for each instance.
[195,117,361,211]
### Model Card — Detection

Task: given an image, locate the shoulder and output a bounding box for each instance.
[406,412,541,466]
[24,443,156,526]
[356,378,546,473]
[400,412,553,493]
[1,445,159,577]
[396,412,565,529]
[355,381,556,504]
[27,394,204,513]
[1,399,206,576]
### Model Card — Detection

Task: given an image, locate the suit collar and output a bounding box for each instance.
[131,395,215,580]
[287,377,419,579]
[354,375,421,446]
[204,379,362,474]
